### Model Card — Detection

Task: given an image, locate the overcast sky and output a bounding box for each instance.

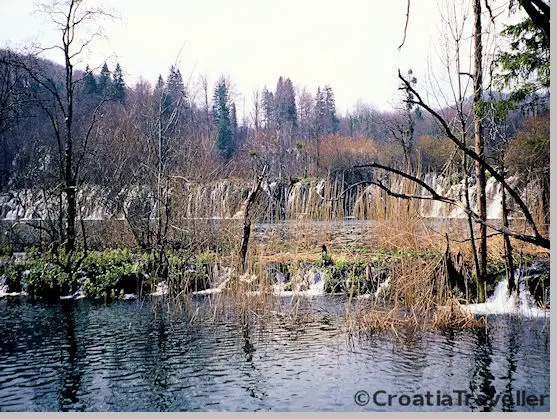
[0,0,519,116]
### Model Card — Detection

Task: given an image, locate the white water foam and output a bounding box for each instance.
[0,276,27,298]
[149,281,169,296]
[374,277,391,299]
[463,278,549,318]
[0,282,27,298]
[0,290,27,297]
[191,275,232,296]
[270,267,325,297]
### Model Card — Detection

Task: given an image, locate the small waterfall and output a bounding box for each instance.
[269,265,325,296]
[0,275,7,296]
[374,277,391,299]
[306,267,325,296]
[485,176,503,219]
[418,173,509,219]
[463,278,548,317]
[149,281,169,296]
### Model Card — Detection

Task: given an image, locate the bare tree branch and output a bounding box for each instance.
[398,0,411,50]
[397,70,548,249]
[355,162,549,248]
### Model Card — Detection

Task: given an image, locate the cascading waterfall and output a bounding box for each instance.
[0,173,538,222]
[462,277,548,317]
[418,173,507,219]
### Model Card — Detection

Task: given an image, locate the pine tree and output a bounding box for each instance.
[314,86,326,137]
[152,73,172,117]
[155,74,165,91]
[213,79,233,159]
[111,62,126,104]
[314,85,338,136]
[323,85,339,133]
[97,62,112,96]
[275,76,297,128]
[83,64,97,95]
[166,65,185,104]
[262,87,275,130]
[230,101,238,144]
[283,78,297,126]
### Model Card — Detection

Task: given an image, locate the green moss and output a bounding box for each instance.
[0,243,13,258]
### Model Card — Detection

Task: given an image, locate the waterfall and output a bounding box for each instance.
[417,173,511,219]
[462,277,548,317]
[0,275,7,296]
[0,174,536,222]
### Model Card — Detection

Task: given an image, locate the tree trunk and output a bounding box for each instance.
[65,180,76,254]
[454,23,482,301]
[64,59,76,255]
[473,0,487,291]
[239,169,266,272]
[463,151,483,300]
[240,218,252,273]
[501,180,515,295]
[540,171,550,237]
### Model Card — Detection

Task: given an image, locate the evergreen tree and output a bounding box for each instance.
[213,78,233,159]
[166,65,185,104]
[153,73,172,117]
[83,64,97,95]
[155,74,165,91]
[314,87,326,136]
[314,85,338,136]
[262,87,275,129]
[275,76,297,128]
[497,13,549,107]
[166,65,192,125]
[111,62,126,104]
[97,62,112,96]
[284,78,297,126]
[230,101,238,144]
[323,85,339,133]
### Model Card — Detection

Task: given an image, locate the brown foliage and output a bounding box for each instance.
[505,113,550,176]
[415,135,457,172]
[311,134,380,173]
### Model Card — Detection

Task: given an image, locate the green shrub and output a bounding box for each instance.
[22,260,68,300]
[78,249,145,300]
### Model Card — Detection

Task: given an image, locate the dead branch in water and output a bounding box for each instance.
[239,164,269,272]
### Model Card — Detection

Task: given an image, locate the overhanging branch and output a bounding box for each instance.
[397,70,548,249]
[355,162,550,249]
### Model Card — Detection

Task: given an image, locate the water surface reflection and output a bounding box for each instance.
[0,297,549,411]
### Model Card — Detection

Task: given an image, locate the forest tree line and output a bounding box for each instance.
[0,49,548,191]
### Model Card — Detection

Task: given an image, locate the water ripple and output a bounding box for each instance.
[0,299,550,412]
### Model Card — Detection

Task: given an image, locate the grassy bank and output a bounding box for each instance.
[1,239,548,314]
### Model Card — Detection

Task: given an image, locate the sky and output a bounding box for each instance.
[0,0,519,117]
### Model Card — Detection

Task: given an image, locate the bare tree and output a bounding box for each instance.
[472,0,488,287]
[5,0,117,282]
[199,73,212,138]
[0,50,27,189]
[483,96,517,295]
[432,0,485,298]
[250,89,261,132]
[239,161,268,272]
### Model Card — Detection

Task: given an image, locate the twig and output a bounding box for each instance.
[398,0,412,50]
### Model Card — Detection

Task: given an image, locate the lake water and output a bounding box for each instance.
[0,296,550,412]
